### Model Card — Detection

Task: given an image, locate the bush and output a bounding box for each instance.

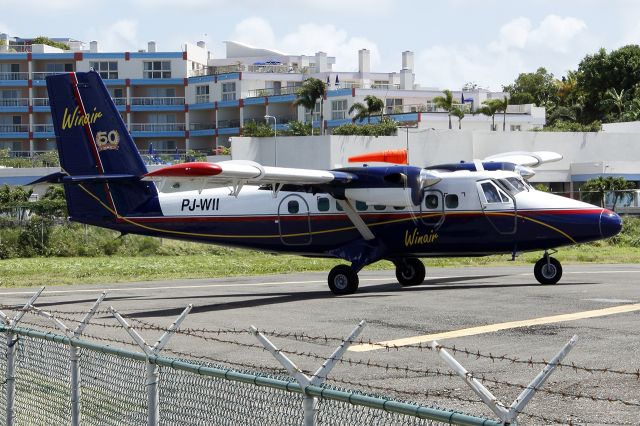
[17,216,53,256]
[541,120,602,132]
[332,117,398,136]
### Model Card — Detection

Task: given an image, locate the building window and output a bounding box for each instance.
[332,99,348,120]
[510,125,522,131]
[196,85,210,103]
[386,98,403,114]
[222,82,236,101]
[143,61,171,79]
[90,61,118,79]
[45,63,73,73]
[305,102,320,124]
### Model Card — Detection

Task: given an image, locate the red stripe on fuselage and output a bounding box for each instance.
[117,208,601,224]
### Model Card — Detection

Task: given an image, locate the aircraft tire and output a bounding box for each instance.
[395,258,426,287]
[328,265,359,295]
[534,257,562,285]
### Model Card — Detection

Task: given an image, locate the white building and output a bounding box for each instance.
[0,34,544,157]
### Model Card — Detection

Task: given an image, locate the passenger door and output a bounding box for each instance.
[476,180,517,235]
[277,194,312,245]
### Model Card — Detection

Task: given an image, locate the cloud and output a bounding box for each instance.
[230,17,276,49]
[87,20,140,52]
[230,18,380,71]
[3,0,94,13]
[417,15,589,91]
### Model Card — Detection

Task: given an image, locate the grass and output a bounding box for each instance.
[1,243,639,288]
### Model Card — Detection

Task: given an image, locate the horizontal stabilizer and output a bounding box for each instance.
[28,172,138,185]
[28,172,68,185]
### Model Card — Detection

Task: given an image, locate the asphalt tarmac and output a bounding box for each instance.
[1,263,639,424]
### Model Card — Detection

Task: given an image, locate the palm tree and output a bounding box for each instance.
[495,96,509,131]
[581,176,635,210]
[294,78,327,135]
[433,89,454,129]
[605,88,626,118]
[476,100,500,131]
[348,95,385,123]
[450,107,465,129]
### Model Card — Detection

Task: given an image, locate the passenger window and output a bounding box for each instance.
[373,205,386,211]
[393,206,405,210]
[445,194,459,209]
[356,201,368,211]
[317,197,330,212]
[287,200,299,213]
[424,194,439,209]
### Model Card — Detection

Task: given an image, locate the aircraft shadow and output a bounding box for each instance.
[120,275,601,319]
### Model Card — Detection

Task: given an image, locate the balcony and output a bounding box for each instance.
[0,124,29,132]
[217,119,240,129]
[129,123,186,132]
[130,97,185,106]
[0,72,29,81]
[246,86,300,98]
[112,97,126,106]
[189,123,216,130]
[33,124,54,132]
[32,71,68,80]
[195,94,210,104]
[0,98,29,107]
[32,98,50,107]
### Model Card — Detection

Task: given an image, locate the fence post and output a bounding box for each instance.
[251,320,366,426]
[0,287,44,426]
[110,304,192,426]
[30,291,107,426]
[432,335,578,424]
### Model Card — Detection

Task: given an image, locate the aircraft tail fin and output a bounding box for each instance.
[46,71,159,221]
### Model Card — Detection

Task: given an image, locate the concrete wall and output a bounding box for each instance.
[232,130,640,183]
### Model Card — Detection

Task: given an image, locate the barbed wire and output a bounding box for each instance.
[3,304,640,382]
[13,316,640,410]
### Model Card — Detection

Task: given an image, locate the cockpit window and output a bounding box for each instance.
[481,182,510,203]
[506,177,527,193]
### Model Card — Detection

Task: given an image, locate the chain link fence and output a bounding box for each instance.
[0,326,498,426]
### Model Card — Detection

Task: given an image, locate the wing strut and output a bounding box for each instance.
[336,199,375,241]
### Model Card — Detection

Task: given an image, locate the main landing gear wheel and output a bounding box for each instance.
[328,265,359,295]
[534,256,563,285]
[395,258,426,287]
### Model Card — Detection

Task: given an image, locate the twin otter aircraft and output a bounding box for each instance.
[38,71,622,295]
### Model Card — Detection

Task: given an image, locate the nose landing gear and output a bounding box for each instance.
[534,251,563,285]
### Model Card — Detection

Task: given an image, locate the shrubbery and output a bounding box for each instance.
[331,117,398,136]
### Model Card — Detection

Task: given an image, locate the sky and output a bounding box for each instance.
[2,0,640,91]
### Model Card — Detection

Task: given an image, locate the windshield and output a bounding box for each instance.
[499,177,528,194]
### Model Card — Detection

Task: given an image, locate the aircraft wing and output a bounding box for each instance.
[483,151,562,167]
[142,160,357,194]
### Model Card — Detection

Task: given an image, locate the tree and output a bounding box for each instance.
[348,95,384,123]
[503,67,557,107]
[476,99,502,131]
[432,89,454,129]
[494,96,509,131]
[294,78,327,135]
[576,45,640,123]
[581,176,635,210]
[450,107,465,129]
[31,36,69,50]
[605,88,626,118]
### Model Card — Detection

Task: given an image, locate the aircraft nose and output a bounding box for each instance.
[600,209,622,238]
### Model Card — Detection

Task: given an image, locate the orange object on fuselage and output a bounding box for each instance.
[348,149,408,165]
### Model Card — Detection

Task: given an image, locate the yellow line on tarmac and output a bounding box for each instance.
[349,303,640,352]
